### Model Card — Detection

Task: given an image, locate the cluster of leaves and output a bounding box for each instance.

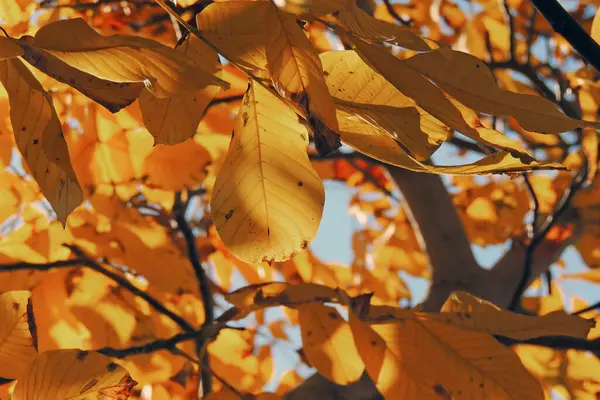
[0,0,600,399]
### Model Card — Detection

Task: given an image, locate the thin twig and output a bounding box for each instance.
[508,161,588,310]
[523,173,540,239]
[525,8,538,64]
[573,300,600,316]
[66,245,196,332]
[382,0,412,27]
[503,0,516,60]
[173,192,215,395]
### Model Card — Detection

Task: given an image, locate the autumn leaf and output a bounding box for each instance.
[403,48,597,133]
[439,291,595,340]
[0,291,38,379]
[17,39,144,113]
[29,18,227,98]
[0,36,23,60]
[320,50,449,160]
[0,57,83,224]
[13,349,137,399]
[337,5,433,51]
[211,81,324,264]
[349,311,544,400]
[196,1,269,72]
[298,303,364,385]
[225,282,343,315]
[139,34,223,145]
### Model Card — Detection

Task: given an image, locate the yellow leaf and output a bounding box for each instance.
[31,18,226,98]
[13,349,137,399]
[225,282,342,314]
[0,291,38,379]
[196,1,269,72]
[264,3,338,132]
[404,48,597,134]
[142,139,212,191]
[320,50,449,159]
[139,35,222,145]
[592,7,600,45]
[211,81,324,264]
[298,303,364,385]
[338,6,433,51]
[351,39,539,162]
[0,36,23,60]
[17,41,143,113]
[0,58,83,224]
[440,291,595,340]
[349,312,544,400]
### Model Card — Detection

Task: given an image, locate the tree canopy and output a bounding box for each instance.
[0,0,600,399]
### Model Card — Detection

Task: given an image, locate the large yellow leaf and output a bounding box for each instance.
[196,1,269,72]
[320,50,449,160]
[211,81,324,264]
[337,6,433,51]
[349,312,544,400]
[351,39,538,162]
[0,58,83,224]
[298,303,364,385]
[225,282,342,316]
[13,349,137,399]
[139,35,222,145]
[17,40,143,112]
[341,121,563,175]
[0,291,37,379]
[264,3,338,132]
[439,291,595,340]
[30,18,226,98]
[0,36,23,60]
[404,48,597,133]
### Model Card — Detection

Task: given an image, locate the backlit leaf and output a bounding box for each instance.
[0,291,37,379]
[0,57,83,224]
[440,291,595,340]
[211,81,324,264]
[338,6,433,51]
[139,35,222,145]
[31,18,226,98]
[0,36,23,60]
[13,349,137,399]
[264,3,338,133]
[299,303,364,385]
[17,41,143,113]
[404,48,596,133]
[349,311,544,400]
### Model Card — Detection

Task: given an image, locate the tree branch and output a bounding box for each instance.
[387,167,482,311]
[531,0,600,72]
[173,192,215,395]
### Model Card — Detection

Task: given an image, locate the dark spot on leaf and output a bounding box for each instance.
[12,302,19,311]
[464,312,471,319]
[26,298,38,351]
[370,340,377,346]
[21,127,26,131]
[433,383,451,399]
[225,209,234,220]
[328,311,338,319]
[33,139,39,145]
[80,378,98,394]
[267,228,270,236]
[76,350,89,361]
[306,331,312,337]
[106,362,118,372]
[301,240,308,249]
[297,181,303,187]
[242,112,249,127]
